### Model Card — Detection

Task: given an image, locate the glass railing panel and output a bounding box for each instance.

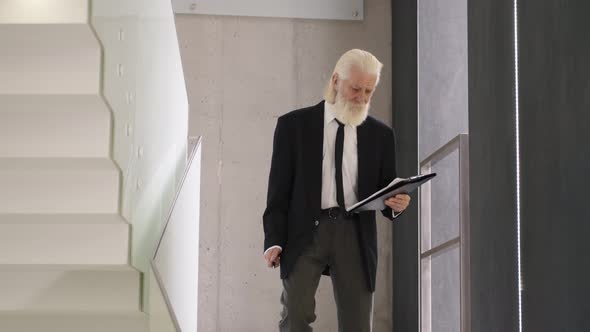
[149,263,181,332]
[151,137,201,331]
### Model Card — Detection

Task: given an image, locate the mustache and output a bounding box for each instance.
[346,102,368,111]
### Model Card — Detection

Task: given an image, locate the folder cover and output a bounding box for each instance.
[347,173,437,213]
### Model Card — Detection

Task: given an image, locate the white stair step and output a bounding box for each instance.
[0,214,128,224]
[0,158,120,214]
[0,0,89,24]
[0,215,129,264]
[0,265,140,311]
[0,311,148,332]
[0,95,111,158]
[0,24,100,94]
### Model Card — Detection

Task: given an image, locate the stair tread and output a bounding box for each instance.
[0,158,118,171]
[0,24,98,50]
[0,264,138,272]
[0,309,147,316]
[0,310,148,332]
[0,24,101,95]
[0,214,127,225]
[0,2,88,24]
[0,309,147,317]
[0,94,108,112]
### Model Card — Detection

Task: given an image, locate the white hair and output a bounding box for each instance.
[323,49,383,104]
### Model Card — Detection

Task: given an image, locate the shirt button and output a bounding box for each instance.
[314,220,319,226]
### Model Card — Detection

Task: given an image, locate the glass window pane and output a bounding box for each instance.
[421,148,460,253]
[421,243,461,332]
[418,0,469,163]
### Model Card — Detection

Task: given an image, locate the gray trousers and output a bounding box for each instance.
[279,213,373,332]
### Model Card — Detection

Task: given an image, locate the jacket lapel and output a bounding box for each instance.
[306,101,325,213]
[356,121,371,200]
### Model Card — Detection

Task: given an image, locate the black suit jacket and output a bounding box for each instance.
[263,101,399,292]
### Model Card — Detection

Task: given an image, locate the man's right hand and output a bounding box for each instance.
[264,247,282,268]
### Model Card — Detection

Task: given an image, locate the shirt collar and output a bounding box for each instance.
[324,101,338,125]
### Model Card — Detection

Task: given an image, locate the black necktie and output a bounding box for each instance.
[334,119,346,209]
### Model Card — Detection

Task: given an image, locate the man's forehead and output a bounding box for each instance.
[348,67,377,86]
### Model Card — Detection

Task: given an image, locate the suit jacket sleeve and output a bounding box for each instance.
[380,127,402,221]
[262,116,293,252]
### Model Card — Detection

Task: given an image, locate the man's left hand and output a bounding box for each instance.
[384,194,411,213]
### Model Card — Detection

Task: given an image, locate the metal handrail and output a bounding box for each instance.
[150,136,202,332]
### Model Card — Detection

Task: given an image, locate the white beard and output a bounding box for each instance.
[332,93,370,127]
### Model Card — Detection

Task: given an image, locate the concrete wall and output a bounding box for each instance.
[175,0,393,329]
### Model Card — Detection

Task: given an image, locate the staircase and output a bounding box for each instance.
[0,4,148,332]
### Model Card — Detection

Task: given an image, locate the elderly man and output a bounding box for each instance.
[262,49,411,331]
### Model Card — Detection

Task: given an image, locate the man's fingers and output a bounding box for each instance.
[266,254,278,267]
[386,199,405,206]
[387,196,411,205]
[386,202,401,211]
[266,250,281,268]
[394,195,411,202]
[269,258,280,268]
[385,198,410,212]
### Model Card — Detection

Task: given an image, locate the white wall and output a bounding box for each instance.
[90,0,189,308]
[172,0,364,21]
[176,0,393,329]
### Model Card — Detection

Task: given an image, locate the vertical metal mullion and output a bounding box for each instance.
[459,135,471,332]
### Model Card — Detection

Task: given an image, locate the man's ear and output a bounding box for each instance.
[332,73,339,89]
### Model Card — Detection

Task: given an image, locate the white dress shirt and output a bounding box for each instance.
[265,102,399,256]
[321,101,360,209]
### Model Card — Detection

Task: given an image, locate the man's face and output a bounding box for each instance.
[337,65,377,106]
[331,65,378,126]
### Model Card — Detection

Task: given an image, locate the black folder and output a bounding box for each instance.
[347,173,437,213]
